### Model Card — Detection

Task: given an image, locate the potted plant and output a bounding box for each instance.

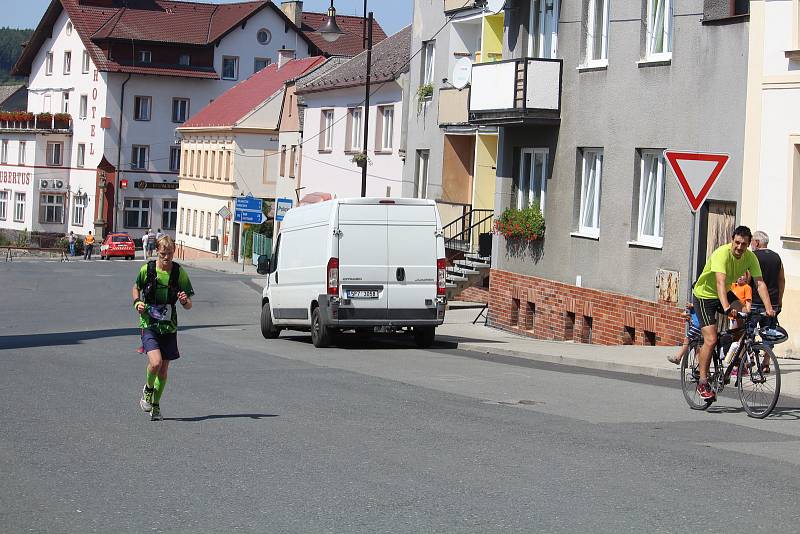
[493,204,546,242]
[416,83,434,113]
[36,112,53,128]
[351,151,370,168]
[54,113,71,129]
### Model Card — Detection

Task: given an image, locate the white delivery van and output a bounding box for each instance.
[257,198,447,348]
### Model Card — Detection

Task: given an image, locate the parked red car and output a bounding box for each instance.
[100,233,135,260]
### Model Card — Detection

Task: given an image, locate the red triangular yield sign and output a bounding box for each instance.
[664,150,729,212]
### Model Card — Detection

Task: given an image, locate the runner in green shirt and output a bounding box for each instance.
[691,226,775,402]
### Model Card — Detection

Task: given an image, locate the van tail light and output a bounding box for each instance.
[437,258,447,296]
[327,257,339,296]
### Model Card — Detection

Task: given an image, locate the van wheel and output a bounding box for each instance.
[311,307,332,348]
[260,302,281,339]
[413,327,435,348]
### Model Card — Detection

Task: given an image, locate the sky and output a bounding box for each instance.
[5,0,412,35]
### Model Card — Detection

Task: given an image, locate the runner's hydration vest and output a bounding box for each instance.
[141,260,181,305]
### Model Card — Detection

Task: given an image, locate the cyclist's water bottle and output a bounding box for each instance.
[724,341,739,366]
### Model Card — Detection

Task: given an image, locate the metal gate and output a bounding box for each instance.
[252,232,272,266]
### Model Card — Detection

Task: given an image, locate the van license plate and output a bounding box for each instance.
[347,290,379,299]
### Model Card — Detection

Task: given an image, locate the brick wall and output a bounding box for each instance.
[452,286,489,304]
[178,245,222,261]
[488,269,684,346]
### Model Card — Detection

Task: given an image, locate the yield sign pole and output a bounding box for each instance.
[663,150,730,302]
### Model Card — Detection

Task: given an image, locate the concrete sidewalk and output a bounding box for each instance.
[179,257,258,276]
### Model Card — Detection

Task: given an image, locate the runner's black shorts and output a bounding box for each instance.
[141,329,180,360]
[693,290,738,328]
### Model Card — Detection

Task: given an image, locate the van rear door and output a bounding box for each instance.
[386,204,439,321]
[337,203,388,321]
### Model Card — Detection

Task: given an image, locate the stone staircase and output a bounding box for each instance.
[442,207,493,302]
[445,252,491,301]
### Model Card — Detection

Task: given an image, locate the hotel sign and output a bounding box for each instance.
[134,180,179,190]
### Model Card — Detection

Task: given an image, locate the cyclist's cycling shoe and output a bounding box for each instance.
[697,382,716,402]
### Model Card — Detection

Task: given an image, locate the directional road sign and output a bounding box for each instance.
[234,196,264,224]
[664,150,730,212]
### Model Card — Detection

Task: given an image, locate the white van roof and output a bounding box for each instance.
[334,198,436,206]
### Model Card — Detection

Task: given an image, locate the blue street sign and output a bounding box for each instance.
[235,210,265,224]
[234,196,264,224]
[275,198,293,222]
[235,196,262,212]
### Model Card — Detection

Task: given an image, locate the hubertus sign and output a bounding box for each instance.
[0,169,32,185]
[135,180,179,190]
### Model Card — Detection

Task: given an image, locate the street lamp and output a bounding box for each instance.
[319,0,373,198]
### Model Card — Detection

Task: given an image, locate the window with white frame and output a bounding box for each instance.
[637,150,666,246]
[66,21,72,35]
[169,146,181,172]
[321,110,334,151]
[645,0,672,59]
[529,0,560,59]
[254,57,270,72]
[0,140,7,164]
[134,96,151,121]
[77,143,86,168]
[138,50,152,64]
[45,52,53,75]
[380,106,394,151]
[0,190,7,220]
[349,108,363,151]
[82,50,90,73]
[124,198,150,228]
[63,51,71,75]
[172,98,189,123]
[179,54,191,66]
[517,148,548,212]
[578,148,603,237]
[205,210,211,239]
[61,92,69,113]
[199,211,205,238]
[414,150,430,199]
[39,193,64,224]
[131,145,148,170]
[162,199,177,230]
[18,141,25,165]
[586,0,609,64]
[179,207,185,233]
[72,194,86,225]
[192,209,198,236]
[14,192,24,222]
[222,56,239,80]
[47,142,63,166]
[421,40,436,88]
[79,94,88,119]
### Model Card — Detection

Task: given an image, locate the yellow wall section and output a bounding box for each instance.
[481,14,504,63]
[474,134,497,211]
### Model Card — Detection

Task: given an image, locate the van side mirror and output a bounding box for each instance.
[269,255,277,273]
[256,254,270,275]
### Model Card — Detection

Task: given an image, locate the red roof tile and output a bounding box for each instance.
[181,56,326,128]
[301,12,387,57]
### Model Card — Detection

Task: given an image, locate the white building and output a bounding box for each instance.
[3,0,355,240]
[295,26,411,200]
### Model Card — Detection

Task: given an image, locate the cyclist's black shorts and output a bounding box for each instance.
[693,290,738,328]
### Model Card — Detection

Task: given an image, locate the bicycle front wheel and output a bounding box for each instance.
[738,345,781,419]
[681,342,709,410]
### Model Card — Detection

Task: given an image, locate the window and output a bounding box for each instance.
[82,51,90,73]
[0,190,7,220]
[289,146,296,178]
[14,192,25,222]
[222,56,239,80]
[47,142,63,166]
[348,108,363,151]
[66,21,73,36]
[79,94,88,119]
[40,194,64,224]
[77,143,86,168]
[179,54,191,66]
[169,146,181,172]
[192,209,198,236]
[732,0,748,15]
[172,98,189,123]
[646,0,672,59]
[517,148,548,211]
[578,149,603,237]
[586,0,609,64]
[45,52,53,75]
[257,28,272,45]
[63,51,71,75]
[134,96,151,121]
[131,146,148,170]
[320,110,334,151]
[254,57,270,72]
[72,194,86,225]
[637,150,666,246]
[138,50,152,64]
[0,140,7,164]
[179,207,185,233]
[124,199,150,228]
[206,210,211,239]
[43,93,51,113]
[529,0,560,59]
[280,145,286,176]
[62,92,70,114]
[414,150,430,199]
[18,141,25,165]
[421,40,436,87]
[163,199,177,230]
[379,106,394,151]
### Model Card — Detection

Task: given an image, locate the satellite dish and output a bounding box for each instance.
[451,57,473,90]
[485,0,505,14]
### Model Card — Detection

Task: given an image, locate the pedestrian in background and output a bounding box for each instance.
[83,231,95,260]
[156,228,164,241]
[142,229,151,259]
[146,228,156,259]
[750,231,785,345]
[68,231,76,257]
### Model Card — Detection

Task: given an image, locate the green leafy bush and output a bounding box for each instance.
[494,204,545,241]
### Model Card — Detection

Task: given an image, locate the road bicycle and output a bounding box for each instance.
[680,309,784,418]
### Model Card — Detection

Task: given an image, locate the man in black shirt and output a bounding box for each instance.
[750,230,784,330]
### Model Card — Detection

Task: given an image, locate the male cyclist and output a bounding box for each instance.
[692,226,775,401]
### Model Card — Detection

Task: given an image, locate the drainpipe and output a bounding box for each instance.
[114,73,132,233]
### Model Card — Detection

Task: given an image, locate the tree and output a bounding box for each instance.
[0,27,34,84]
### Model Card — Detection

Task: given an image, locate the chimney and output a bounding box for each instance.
[281,1,303,28]
[278,48,296,69]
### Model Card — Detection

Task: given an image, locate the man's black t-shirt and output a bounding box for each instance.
[751,248,782,305]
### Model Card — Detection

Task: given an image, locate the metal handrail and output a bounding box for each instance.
[443,208,493,254]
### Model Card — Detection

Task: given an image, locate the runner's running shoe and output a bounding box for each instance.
[140,385,154,413]
[150,404,163,421]
[696,382,716,401]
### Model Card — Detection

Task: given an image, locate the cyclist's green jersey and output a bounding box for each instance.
[135,263,194,334]
[693,244,762,300]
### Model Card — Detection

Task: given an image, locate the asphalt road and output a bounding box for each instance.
[2,258,800,533]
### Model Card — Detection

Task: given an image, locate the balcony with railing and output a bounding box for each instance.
[0,112,73,133]
[468,57,562,126]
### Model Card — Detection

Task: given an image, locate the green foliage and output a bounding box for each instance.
[0,27,34,84]
[494,204,545,241]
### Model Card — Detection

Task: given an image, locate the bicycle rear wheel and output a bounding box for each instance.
[738,345,781,418]
[681,342,709,410]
